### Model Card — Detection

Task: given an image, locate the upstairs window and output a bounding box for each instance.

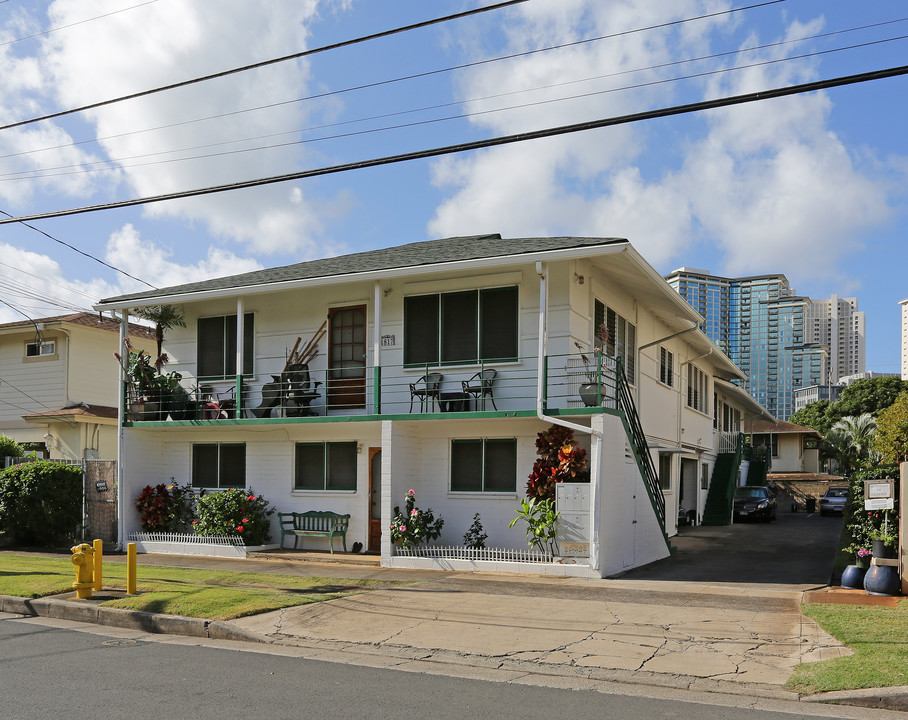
[404,286,518,366]
[25,341,56,358]
[686,364,708,414]
[659,347,674,387]
[197,314,254,379]
[596,300,636,384]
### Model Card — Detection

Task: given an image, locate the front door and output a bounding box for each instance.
[327,305,366,410]
[368,448,382,552]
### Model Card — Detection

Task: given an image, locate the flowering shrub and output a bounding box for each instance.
[463,513,487,549]
[389,489,444,549]
[194,487,274,545]
[526,425,589,501]
[135,481,195,532]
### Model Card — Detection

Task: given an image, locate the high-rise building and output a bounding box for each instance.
[665,268,830,420]
[901,299,908,381]
[806,295,865,381]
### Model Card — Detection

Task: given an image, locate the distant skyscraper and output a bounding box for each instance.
[806,295,865,381]
[901,299,908,381]
[665,268,831,421]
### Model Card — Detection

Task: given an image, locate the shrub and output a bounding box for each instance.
[463,513,487,549]
[193,487,274,545]
[0,461,82,545]
[0,435,25,460]
[135,481,195,532]
[390,489,444,549]
[508,497,560,556]
[526,425,589,501]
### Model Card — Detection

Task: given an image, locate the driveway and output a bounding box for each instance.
[617,512,842,586]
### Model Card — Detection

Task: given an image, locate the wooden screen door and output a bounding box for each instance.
[368,448,382,552]
[328,305,366,409]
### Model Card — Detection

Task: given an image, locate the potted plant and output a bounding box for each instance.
[574,324,610,406]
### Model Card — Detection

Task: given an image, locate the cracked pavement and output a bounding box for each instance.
[228,574,851,690]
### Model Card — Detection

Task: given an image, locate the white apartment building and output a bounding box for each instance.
[806,294,865,383]
[902,299,908,381]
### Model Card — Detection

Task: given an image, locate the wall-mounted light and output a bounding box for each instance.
[383,288,393,297]
[356,443,363,454]
[574,273,584,285]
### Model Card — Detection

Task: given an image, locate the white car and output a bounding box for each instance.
[819,487,848,516]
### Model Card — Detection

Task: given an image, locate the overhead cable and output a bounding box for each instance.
[1,63,905,226]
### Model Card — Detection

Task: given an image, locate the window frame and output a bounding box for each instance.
[404,286,519,367]
[25,340,56,358]
[659,346,674,387]
[191,443,246,489]
[294,441,358,492]
[597,300,636,385]
[658,452,673,491]
[450,437,517,493]
[197,313,255,380]
[686,364,709,414]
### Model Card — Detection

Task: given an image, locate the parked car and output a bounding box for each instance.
[733,486,777,523]
[819,487,848,516]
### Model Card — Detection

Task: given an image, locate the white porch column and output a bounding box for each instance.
[116,309,129,550]
[373,280,382,412]
[236,297,244,375]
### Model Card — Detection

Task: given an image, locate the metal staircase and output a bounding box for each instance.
[701,433,744,526]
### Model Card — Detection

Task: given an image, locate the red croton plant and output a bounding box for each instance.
[526,425,590,501]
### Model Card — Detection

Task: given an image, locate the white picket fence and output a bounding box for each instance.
[394,545,553,563]
[129,532,277,558]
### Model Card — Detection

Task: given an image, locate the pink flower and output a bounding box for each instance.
[399,525,407,532]
[410,509,418,516]
[407,489,415,496]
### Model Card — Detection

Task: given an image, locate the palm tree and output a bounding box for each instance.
[822,413,877,475]
[133,304,186,372]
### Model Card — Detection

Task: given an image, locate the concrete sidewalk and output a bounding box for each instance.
[2,549,904,710]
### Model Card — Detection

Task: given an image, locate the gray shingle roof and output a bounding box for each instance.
[97,234,626,306]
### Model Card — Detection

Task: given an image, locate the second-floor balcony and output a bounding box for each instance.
[124,352,621,425]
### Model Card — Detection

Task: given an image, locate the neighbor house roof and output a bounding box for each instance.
[22,404,118,424]
[95,235,629,307]
[0,312,154,339]
[745,418,820,436]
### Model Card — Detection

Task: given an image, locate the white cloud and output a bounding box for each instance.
[104,224,263,294]
[428,1,895,277]
[29,0,346,255]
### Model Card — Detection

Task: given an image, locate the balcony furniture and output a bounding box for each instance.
[278,511,350,553]
[439,391,470,412]
[283,363,321,417]
[250,376,284,418]
[197,385,234,420]
[461,368,497,410]
[409,372,443,412]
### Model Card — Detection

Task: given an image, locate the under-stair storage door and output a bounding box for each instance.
[328,305,366,410]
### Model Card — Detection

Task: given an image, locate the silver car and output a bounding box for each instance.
[819,487,848,516]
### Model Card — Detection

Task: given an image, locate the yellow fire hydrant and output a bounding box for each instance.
[70,543,94,599]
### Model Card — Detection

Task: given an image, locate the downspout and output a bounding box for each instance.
[536,262,603,572]
[373,280,382,413]
[116,309,129,551]
[236,297,244,414]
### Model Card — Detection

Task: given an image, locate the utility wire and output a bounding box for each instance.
[0,0,160,48]
[2,63,905,227]
[0,0,530,132]
[6,31,908,183]
[1,0,811,165]
[0,209,155,287]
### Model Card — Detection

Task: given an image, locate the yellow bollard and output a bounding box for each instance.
[127,542,137,595]
[93,539,103,591]
[70,543,94,599]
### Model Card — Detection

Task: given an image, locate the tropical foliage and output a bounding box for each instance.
[135,482,195,532]
[526,425,589,500]
[390,489,444,549]
[872,391,908,464]
[821,413,877,476]
[193,487,274,546]
[508,497,560,556]
[133,304,186,372]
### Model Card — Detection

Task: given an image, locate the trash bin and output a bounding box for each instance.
[806,497,816,513]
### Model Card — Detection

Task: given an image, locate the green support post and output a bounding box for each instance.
[235,375,244,418]
[542,355,548,412]
[373,365,381,414]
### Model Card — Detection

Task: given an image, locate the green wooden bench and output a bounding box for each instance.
[278,511,350,553]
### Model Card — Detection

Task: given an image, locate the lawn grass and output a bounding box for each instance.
[787,601,908,693]
[0,553,404,621]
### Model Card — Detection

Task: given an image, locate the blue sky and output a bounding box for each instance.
[0,0,905,374]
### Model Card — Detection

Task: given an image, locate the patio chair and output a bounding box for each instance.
[462,368,497,410]
[283,363,321,417]
[409,372,443,412]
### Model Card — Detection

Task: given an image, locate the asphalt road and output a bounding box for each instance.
[0,614,886,720]
[619,511,843,585]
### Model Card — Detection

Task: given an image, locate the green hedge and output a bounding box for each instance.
[0,461,83,546]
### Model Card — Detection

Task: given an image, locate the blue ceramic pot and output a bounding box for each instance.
[864,564,900,596]
[840,564,867,590]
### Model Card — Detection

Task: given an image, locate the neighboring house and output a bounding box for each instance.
[95,235,770,577]
[0,313,155,462]
[744,418,821,474]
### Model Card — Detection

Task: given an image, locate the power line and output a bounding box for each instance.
[2,63,905,227]
[0,0,530,133]
[0,0,160,48]
[0,208,155,288]
[7,31,908,183]
[1,0,809,167]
